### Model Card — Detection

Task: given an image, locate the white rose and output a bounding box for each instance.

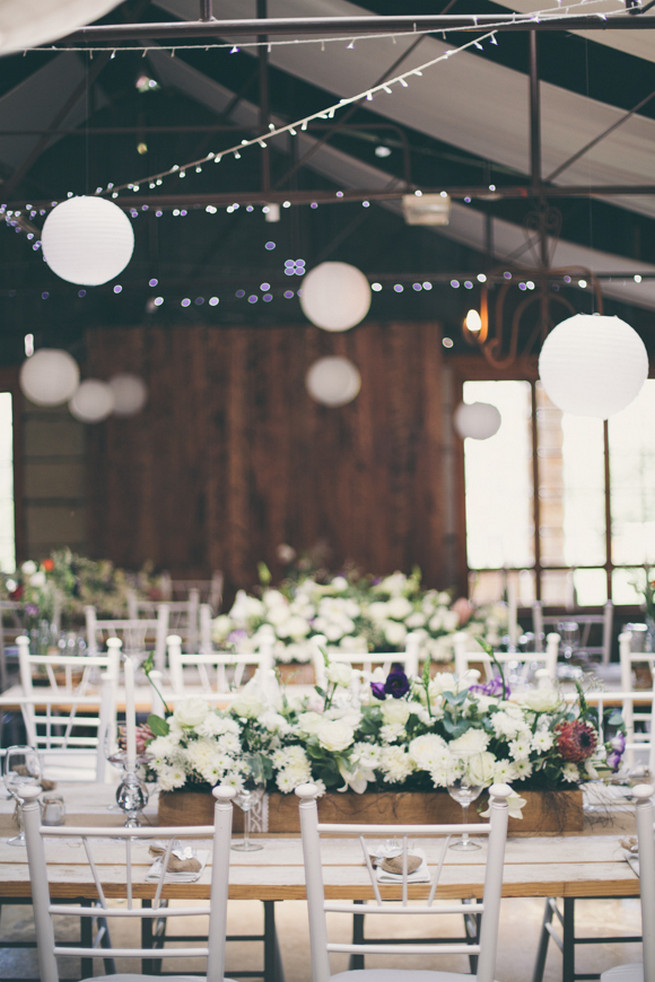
[316,718,355,752]
[325,662,353,688]
[21,560,37,575]
[297,711,323,735]
[384,621,407,647]
[450,729,490,754]
[211,614,233,643]
[230,687,265,718]
[173,696,211,728]
[367,601,390,622]
[30,570,46,587]
[520,688,562,713]
[381,699,411,726]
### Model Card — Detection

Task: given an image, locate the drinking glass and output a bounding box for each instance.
[557,620,580,661]
[446,752,485,851]
[232,756,265,852]
[4,745,42,846]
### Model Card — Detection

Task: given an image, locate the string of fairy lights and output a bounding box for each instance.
[0,0,650,317]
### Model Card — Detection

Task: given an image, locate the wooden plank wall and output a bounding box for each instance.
[85,319,457,597]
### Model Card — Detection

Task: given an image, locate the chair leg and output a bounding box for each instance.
[532,898,556,982]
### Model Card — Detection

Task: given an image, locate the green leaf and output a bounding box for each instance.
[146,713,169,737]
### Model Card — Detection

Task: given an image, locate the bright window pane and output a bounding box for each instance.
[536,384,605,567]
[609,379,655,565]
[462,381,533,569]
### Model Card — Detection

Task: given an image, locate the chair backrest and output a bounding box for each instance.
[167,633,275,701]
[127,590,201,652]
[20,783,235,982]
[17,633,121,698]
[297,781,511,982]
[452,632,559,688]
[532,600,613,664]
[13,668,115,783]
[160,571,224,612]
[618,631,655,772]
[311,633,420,694]
[85,604,169,671]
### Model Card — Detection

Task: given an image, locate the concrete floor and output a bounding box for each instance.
[0,895,642,981]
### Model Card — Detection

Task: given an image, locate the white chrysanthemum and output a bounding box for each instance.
[229,589,265,624]
[380,723,407,744]
[379,745,412,784]
[490,709,526,740]
[276,770,299,793]
[351,742,382,769]
[513,758,533,780]
[532,728,555,752]
[561,762,581,783]
[367,601,390,622]
[259,710,292,735]
[217,732,242,755]
[508,735,532,760]
[492,758,519,783]
[147,733,179,758]
[197,712,239,739]
[408,733,448,770]
[405,611,426,629]
[156,763,188,791]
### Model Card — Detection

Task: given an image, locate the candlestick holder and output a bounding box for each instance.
[115,769,149,827]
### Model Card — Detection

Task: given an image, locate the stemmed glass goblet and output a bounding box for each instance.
[4,745,42,846]
[446,751,485,851]
[232,756,265,852]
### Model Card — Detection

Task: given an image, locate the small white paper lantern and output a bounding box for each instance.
[0,1,121,55]
[538,313,649,418]
[108,373,148,416]
[69,379,114,423]
[42,196,135,286]
[454,401,502,440]
[300,262,371,331]
[306,356,361,407]
[19,348,80,406]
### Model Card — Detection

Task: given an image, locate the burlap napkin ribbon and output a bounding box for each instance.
[149,843,202,873]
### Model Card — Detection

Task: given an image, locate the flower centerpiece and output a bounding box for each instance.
[146,644,624,832]
[211,560,510,665]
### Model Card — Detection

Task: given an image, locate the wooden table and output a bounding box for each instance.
[0,781,642,982]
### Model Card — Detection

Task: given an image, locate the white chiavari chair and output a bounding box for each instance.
[167,633,275,703]
[159,571,224,613]
[127,589,201,653]
[618,631,655,774]
[600,783,655,982]
[85,604,169,671]
[19,784,238,982]
[452,632,559,689]
[532,600,614,664]
[311,633,421,695]
[296,780,511,981]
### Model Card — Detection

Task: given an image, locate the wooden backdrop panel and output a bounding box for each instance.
[85,319,452,595]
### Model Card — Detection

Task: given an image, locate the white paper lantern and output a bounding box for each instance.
[0,1,121,55]
[453,401,502,440]
[41,196,135,286]
[108,373,148,416]
[538,313,649,419]
[300,262,371,332]
[69,379,114,423]
[306,356,361,407]
[19,348,80,406]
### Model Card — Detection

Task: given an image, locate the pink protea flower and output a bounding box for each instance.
[555,720,598,762]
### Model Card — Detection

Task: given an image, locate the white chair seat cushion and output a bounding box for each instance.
[600,965,644,982]
[330,971,495,981]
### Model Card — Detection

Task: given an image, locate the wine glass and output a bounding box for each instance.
[232,757,265,852]
[557,620,580,662]
[446,751,485,851]
[4,745,42,846]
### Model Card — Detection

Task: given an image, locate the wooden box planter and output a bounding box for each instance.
[158,786,583,836]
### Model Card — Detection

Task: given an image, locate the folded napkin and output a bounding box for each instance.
[375,848,430,884]
[146,843,209,883]
[621,836,640,877]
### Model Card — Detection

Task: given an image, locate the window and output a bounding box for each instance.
[463,378,655,609]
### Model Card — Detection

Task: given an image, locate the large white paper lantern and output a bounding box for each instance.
[42,196,135,286]
[109,373,148,416]
[306,356,361,407]
[538,313,648,419]
[19,348,80,406]
[69,379,114,423]
[454,401,502,440]
[0,1,121,55]
[300,262,371,332]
